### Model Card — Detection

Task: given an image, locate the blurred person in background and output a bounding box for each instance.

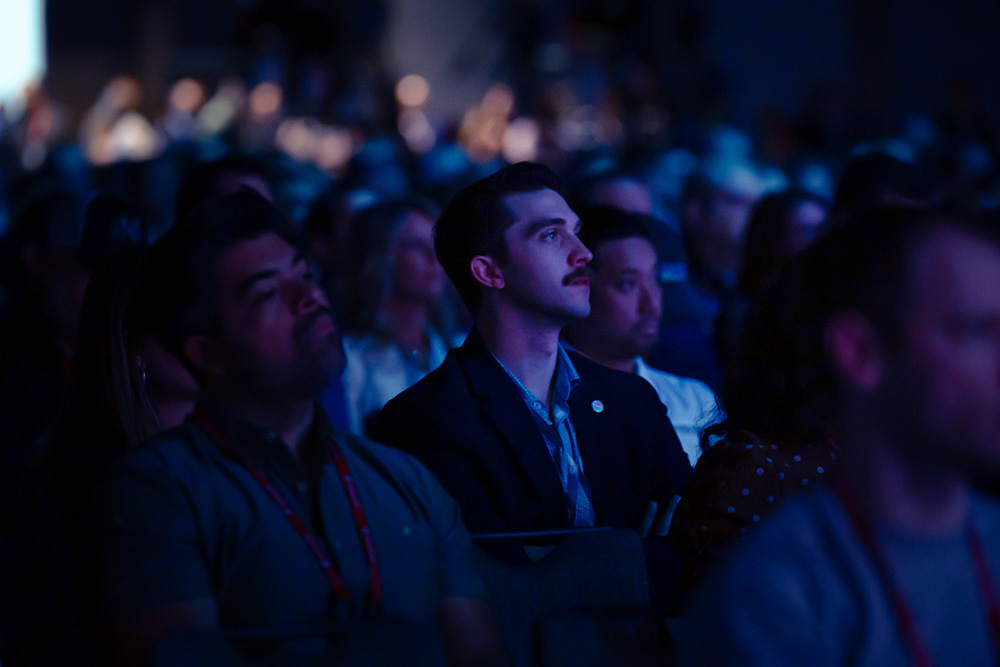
[340,197,462,435]
[680,157,764,305]
[715,188,829,367]
[647,157,764,388]
[0,192,89,457]
[674,207,1000,665]
[38,245,196,664]
[831,151,927,223]
[0,194,158,665]
[667,250,840,590]
[173,153,274,222]
[301,183,379,323]
[563,206,716,468]
[46,244,198,539]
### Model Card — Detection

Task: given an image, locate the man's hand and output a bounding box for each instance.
[639,496,682,537]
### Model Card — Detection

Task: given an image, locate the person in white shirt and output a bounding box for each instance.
[338,198,464,434]
[563,206,718,466]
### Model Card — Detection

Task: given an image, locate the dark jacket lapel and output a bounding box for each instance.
[565,354,619,524]
[456,331,568,518]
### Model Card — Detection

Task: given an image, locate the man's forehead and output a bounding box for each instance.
[906,228,1000,312]
[595,236,657,271]
[217,232,296,282]
[501,188,577,223]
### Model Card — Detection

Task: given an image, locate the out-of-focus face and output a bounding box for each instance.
[583,236,662,360]
[786,201,827,254]
[496,189,592,324]
[391,211,445,303]
[879,228,1000,478]
[212,232,344,399]
[39,249,91,355]
[707,187,757,247]
[590,178,653,215]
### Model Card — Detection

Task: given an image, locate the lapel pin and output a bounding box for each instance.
[591,399,604,413]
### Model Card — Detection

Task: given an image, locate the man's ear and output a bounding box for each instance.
[183,334,225,378]
[469,255,505,290]
[824,311,882,391]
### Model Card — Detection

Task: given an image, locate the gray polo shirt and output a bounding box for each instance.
[99,400,485,645]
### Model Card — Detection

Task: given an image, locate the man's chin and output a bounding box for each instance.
[637,335,660,354]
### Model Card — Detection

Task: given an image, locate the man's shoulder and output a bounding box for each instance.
[566,348,638,387]
[692,487,858,609]
[566,349,667,413]
[707,487,861,594]
[337,426,438,484]
[636,359,714,400]
[334,426,462,520]
[376,341,485,426]
[392,345,467,400]
[674,488,861,664]
[113,420,222,489]
[128,420,208,466]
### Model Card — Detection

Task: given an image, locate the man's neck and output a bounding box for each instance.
[212,387,315,456]
[843,439,971,537]
[477,305,563,404]
[564,337,636,374]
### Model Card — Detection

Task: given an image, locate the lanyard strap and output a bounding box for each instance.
[837,481,1000,666]
[970,529,1000,656]
[191,408,382,610]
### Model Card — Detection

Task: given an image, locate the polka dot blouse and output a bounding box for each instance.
[667,429,840,586]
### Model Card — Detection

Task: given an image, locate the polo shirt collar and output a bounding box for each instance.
[192,396,329,466]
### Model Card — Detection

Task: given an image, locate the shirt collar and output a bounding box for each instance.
[192,395,329,464]
[491,343,581,407]
[553,344,581,403]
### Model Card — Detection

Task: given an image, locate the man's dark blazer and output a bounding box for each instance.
[371,329,693,538]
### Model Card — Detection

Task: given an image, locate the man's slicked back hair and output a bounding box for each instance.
[139,189,295,370]
[434,161,564,314]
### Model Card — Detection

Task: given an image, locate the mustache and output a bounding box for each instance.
[563,267,592,285]
[634,315,661,330]
[293,306,336,345]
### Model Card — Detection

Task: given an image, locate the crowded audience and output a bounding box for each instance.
[5,8,1000,665]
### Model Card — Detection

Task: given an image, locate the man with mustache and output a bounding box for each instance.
[372,163,692,561]
[562,206,717,468]
[96,191,505,665]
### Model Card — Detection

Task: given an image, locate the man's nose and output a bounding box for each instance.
[570,235,593,266]
[290,278,326,314]
[639,281,662,316]
[638,287,658,315]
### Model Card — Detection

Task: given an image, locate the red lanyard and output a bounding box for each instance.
[192,408,382,611]
[837,481,1000,666]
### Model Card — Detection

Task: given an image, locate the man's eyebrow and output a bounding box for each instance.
[524,217,574,237]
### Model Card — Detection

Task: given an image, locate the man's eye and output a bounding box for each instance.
[543,229,559,241]
[618,281,636,291]
[943,318,1000,342]
[253,288,278,304]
